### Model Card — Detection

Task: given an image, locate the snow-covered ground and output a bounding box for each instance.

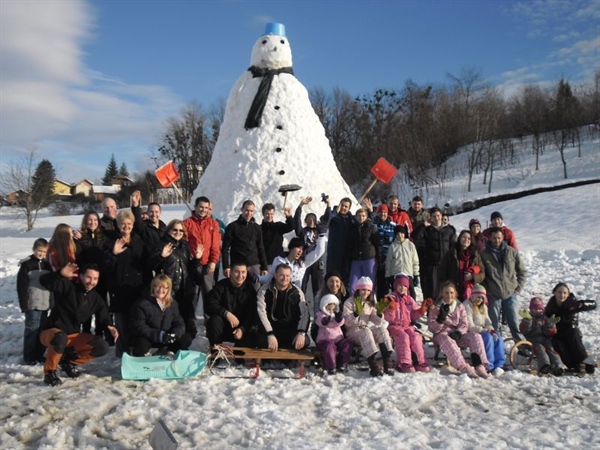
[0,136,599,449]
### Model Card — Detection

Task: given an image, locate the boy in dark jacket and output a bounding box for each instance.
[39,263,118,386]
[17,238,53,365]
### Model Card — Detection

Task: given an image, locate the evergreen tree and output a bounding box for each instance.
[31,159,56,208]
[102,154,119,185]
[119,162,130,178]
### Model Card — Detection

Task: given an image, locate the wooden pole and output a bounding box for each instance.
[358,178,378,204]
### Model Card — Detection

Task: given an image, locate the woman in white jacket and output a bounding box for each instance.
[384,225,420,298]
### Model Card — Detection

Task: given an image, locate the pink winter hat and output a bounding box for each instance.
[354,276,373,291]
[529,296,545,311]
[470,284,487,303]
[393,273,410,290]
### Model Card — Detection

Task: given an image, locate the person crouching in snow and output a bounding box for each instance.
[129,273,186,357]
[464,284,505,375]
[544,282,596,375]
[428,281,490,379]
[384,274,432,373]
[39,263,118,386]
[315,294,353,375]
[343,276,394,377]
[519,296,564,376]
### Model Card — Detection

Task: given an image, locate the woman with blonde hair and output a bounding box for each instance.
[129,274,186,356]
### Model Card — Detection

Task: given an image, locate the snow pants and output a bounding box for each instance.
[530,336,562,370]
[317,337,353,370]
[345,325,393,358]
[40,328,108,373]
[481,331,505,371]
[433,331,489,371]
[389,326,426,367]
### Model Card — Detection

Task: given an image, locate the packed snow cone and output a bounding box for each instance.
[13,23,598,389]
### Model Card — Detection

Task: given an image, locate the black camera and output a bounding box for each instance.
[321,193,329,203]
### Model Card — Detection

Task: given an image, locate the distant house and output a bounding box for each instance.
[6,190,30,205]
[111,175,133,188]
[92,185,119,202]
[72,179,94,197]
[52,179,72,201]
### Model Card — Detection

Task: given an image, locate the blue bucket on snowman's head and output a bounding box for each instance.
[264,22,286,37]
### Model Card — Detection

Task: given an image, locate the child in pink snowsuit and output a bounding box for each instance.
[315,294,353,375]
[384,274,432,373]
[428,281,490,379]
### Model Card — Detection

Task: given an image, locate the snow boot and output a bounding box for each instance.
[475,365,490,379]
[367,354,383,377]
[460,364,479,379]
[380,344,394,376]
[60,359,81,378]
[44,370,62,386]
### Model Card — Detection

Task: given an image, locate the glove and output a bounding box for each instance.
[321,315,332,326]
[546,314,560,326]
[376,297,390,316]
[420,298,433,314]
[436,303,450,323]
[160,332,177,345]
[449,330,462,342]
[413,276,420,287]
[519,309,532,320]
[354,296,364,317]
[488,328,498,341]
[578,300,597,312]
[334,311,343,323]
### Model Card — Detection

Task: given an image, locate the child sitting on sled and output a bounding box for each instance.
[383,274,432,373]
[315,294,353,375]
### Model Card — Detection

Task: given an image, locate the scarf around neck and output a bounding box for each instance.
[244,65,294,129]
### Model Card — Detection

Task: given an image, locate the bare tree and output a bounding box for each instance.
[157,101,215,200]
[0,149,55,231]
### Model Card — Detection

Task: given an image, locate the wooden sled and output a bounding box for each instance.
[209,346,314,379]
[121,350,208,380]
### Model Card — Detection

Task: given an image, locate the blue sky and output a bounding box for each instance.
[1,0,598,184]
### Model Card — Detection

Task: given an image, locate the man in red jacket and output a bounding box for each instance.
[386,195,413,235]
[184,196,222,304]
[482,211,518,251]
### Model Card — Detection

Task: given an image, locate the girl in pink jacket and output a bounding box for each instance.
[384,274,432,373]
[315,294,353,375]
[428,281,490,378]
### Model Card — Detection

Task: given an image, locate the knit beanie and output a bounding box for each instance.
[354,276,373,291]
[320,294,339,314]
[529,296,545,311]
[470,284,487,303]
[490,211,503,221]
[324,270,342,283]
[377,204,389,213]
[469,218,481,228]
[393,273,410,290]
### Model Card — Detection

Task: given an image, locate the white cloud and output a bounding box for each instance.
[0,0,182,181]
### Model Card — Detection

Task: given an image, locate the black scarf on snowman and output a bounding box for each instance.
[244,65,294,130]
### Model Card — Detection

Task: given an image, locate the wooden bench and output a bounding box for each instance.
[209,346,315,378]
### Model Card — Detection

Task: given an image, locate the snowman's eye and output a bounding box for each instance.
[280,39,285,44]
[262,39,267,44]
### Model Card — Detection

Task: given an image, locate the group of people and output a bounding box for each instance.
[16,192,596,385]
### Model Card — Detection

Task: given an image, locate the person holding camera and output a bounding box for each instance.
[129,273,186,356]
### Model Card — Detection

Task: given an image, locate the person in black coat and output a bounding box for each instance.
[129,273,186,356]
[545,282,596,374]
[326,197,354,283]
[104,209,146,357]
[39,263,118,386]
[204,263,258,348]
[260,203,295,264]
[347,208,380,292]
[149,219,205,349]
[413,206,456,299]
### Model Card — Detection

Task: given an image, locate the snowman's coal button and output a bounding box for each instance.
[276,125,283,130]
[274,105,280,110]
[279,170,285,175]
[276,147,282,152]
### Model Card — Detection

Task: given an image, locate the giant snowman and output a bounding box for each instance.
[192,23,357,225]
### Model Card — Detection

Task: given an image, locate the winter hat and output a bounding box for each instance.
[288,237,304,250]
[529,296,545,311]
[354,276,373,291]
[376,204,389,213]
[393,224,409,236]
[393,273,410,290]
[490,211,503,221]
[469,218,481,228]
[470,284,487,303]
[324,270,342,282]
[320,294,339,314]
